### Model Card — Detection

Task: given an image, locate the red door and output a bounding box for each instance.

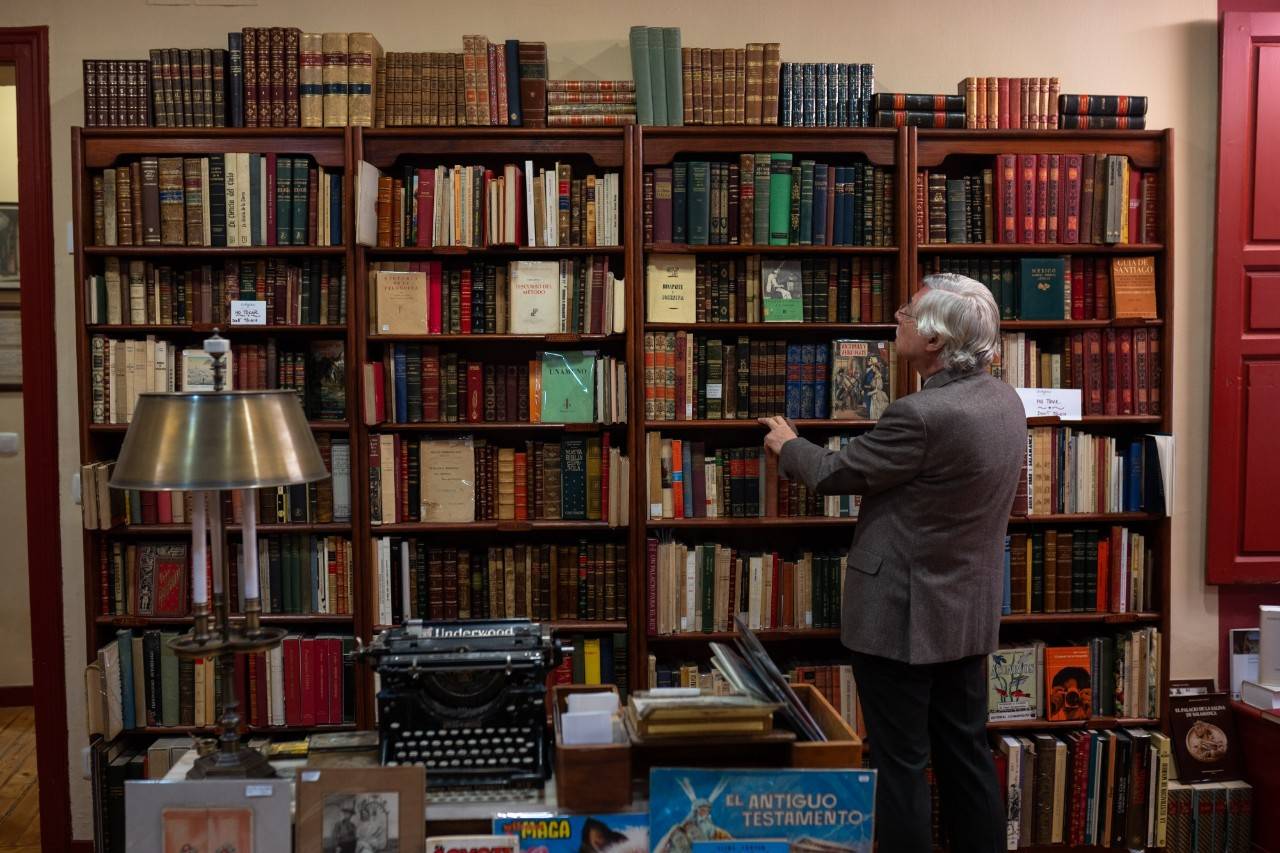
[1207,12,1280,583]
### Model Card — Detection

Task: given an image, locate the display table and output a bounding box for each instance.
[1231,700,1280,853]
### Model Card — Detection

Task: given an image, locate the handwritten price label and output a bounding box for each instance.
[229,300,268,326]
[1015,388,1082,421]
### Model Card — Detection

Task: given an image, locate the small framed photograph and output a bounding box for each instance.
[0,303,20,389]
[125,778,292,852]
[296,765,425,853]
[0,203,16,287]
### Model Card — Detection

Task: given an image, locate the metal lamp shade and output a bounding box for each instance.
[109,390,329,491]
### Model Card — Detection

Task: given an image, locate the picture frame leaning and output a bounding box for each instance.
[296,765,426,853]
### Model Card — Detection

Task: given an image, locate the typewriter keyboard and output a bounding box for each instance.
[383,722,540,772]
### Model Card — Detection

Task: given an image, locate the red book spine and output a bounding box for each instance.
[1094,262,1110,320]
[328,637,343,723]
[1046,154,1060,243]
[314,639,331,724]
[1034,154,1048,243]
[254,651,268,727]
[265,152,277,247]
[1140,173,1158,243]
[459,269,473,333]
[1071,258,1085,320]
[1117,329,1134,414]
[1104,328,1119,415]
[1134,328,1149,415]
[1070,332,1085,394]
[397,435,408,522]
[299,637,316,725]
[1127,168,1142,244]
[428,261,443,334]
[674,332,686,422]
[467,362,484,422]
[998,77,1010,129]
[1148,329,1162,416]
[414,169,430,247]
[1064,154,1082,243]
[1009,77,1021,130]
[1084,329,1104,416]
[283,636,300,725]
[997,154,1017,243]
[1018,155,1036,243]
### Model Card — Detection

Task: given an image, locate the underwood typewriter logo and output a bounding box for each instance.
[421,625,519,639]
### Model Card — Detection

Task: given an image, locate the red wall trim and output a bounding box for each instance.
[0,25,71,853]
[0,685,34,707]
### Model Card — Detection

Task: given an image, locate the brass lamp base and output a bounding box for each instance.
[187,745,278,779]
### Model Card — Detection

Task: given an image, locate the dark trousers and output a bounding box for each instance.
[851,651,1004,853]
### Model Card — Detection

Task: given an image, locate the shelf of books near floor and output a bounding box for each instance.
[72,126,368,734]
[352,127,638,697]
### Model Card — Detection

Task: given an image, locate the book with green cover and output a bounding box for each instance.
[768,153,794,244]
[762,259,802,321]
[540,350,597,423]
[1019,257,1066,320]
[663,27,683,126]
[629,27,654,126]
[647,26,667,125]
[799,160,815,245]
[686,160,710,244]
[753,152,771,244]
[160,631,180,727]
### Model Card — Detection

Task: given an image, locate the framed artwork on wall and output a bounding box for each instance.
[0,203,16,286]
[0,295,19,389]
[295,765,426,853]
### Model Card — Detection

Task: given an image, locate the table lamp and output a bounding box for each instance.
[110,333,328,778]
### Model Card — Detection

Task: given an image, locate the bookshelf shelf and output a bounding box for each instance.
[986,717,1159,732]
[366,333,625,344]
[648,629,841,642]
[83,245,346,257]
[373,421,625,433]
[643,244,898,255]
[1009,512,1162,524]
[648,517,857,528]
[372,620,625,634]
[86,324,349,335]
[89,420,349,433]
[998,611,1161,625]
[645,419,877,430]
[365,245,624,257]
[918,243,1163,255]
[372,520,620,533]
[128,723,357,736]
[643,322,897,334]
[998,319,1164,330]
[109,523,354,535]
[96,614,355,626]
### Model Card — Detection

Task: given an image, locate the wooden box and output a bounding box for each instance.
[552,684,632,812]
[789,683,863,768]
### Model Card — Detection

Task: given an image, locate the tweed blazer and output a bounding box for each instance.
[779,367,1027,664]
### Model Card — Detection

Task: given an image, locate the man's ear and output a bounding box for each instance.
[924,334,943,353]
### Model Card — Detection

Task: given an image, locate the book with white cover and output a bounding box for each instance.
[508,260,561,333]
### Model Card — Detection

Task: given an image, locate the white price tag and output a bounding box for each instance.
[1015,387,1082,421]
[244,784,274,798]
[300,771,321,783]
[705,383,723,400]
[230,300,268,325]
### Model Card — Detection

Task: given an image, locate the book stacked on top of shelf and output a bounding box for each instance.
[86,256,347,327]
[1003,525,1157,616]
[365,349,625,425]
[873,92,966,129]
[370,257,625,337]
[367,434,628,527]
[1059,94,1149,130]
[1165,781,1253,853]
[918,153,1158,246]
[91,154,343,248]
[546,80,636,127]
[780,60,875,128]
[957,76,1061,129]
[644,154,895,247]
[364,160,621,249]
[82,59,152,127]
[372,540,627,626]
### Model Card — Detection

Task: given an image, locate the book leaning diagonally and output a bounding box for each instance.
[356,159,380,246]
[420,438,476,523]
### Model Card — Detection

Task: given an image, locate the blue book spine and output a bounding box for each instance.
[116,629,135,730]
[504,40,522,126]
[1002,536,1012,615]
[471,271,485,333]
[831,170,844,246]
[292,157,308,246]
[682,441,694,518]
[227,32,244,127]
[843,167,857,245]
[780,63,794,126]
[686,161,710,245]
[249,152,262,246]
[833,63,847,127]
[393,347,408,423]
[802,63,816,127]
[814,343,829,419]
[276,156,293,246]
[672,161,688,243]
[785,344,803,419]
[860,63,874,127]
[1126,441,1143,512]
[800,343,816,418]
[849,65,862,127]
[815,63,828,127]
[812,164,828,245]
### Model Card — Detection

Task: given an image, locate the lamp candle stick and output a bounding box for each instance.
[190,490,208,606]
[208,492,225,600]
[241,489,260,604]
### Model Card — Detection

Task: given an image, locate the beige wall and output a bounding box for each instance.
[0,79,33,690]
[2,0,1219,839]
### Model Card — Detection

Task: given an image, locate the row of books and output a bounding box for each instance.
[920,153,1158,245]
[1003,526,1156,616]
[644,156,895,247]
[643,337,895,422]
[370,259,625,336]
[93,154,343,248]
[778,62,876,128]
[1016,428,1169,517]
[651,255,892,326]
[368,435,629,526]
[535,80,637,126]
[987,629,1161,723]
[365,349,627,427]
[628,29,780,126]
[993,725,1169,850]
[550,633,629,695]
[81,59,151,127]
[994,328,1164,417]
[647,540,844,635]
[961,76,1062,130]
[1166,781,1253,853]
[85,257,347,327]
[82,445,351,534]
[367,161,621,249]
[88,335,345,423]
[372,540,628,626]
[921,254,1157,321]
[1059,94,1150,129]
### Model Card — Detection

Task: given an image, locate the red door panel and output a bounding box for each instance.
[1207,12,1280,582]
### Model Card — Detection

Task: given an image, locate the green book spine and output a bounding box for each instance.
[292,157,308,245]
[672,161,688,242]
[753,152,771,244]
[799,160,815,245]
[561,439,587,520]
[706,338,723,419]
[663,27,683,126]
[647,27,667,126]
[275,155,292,246]
[159,631,180,727]
[687,161,710,245]
[629,27,654,126]
[768,153,794,245]
[788,164,802,244]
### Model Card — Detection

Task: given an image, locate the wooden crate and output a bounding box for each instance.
[789,683,862,768]
[552,684,632,812]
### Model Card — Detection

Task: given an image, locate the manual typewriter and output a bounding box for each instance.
[360,619,564,789]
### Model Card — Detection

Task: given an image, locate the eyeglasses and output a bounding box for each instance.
[894,304,916,324]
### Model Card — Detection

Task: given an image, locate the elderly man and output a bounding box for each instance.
[760,273,1026,853]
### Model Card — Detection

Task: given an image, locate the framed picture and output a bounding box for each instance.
[0,203,17,286]
[0,304,19,389]
[125,778,292,852]
[296,765,425,853]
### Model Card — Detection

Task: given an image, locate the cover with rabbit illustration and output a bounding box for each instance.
[649,768,876,853]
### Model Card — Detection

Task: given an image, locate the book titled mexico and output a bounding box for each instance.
[492,813,648,853]
[650,768,876,853]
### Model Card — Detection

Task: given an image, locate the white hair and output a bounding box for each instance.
[915,273,1001,371]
